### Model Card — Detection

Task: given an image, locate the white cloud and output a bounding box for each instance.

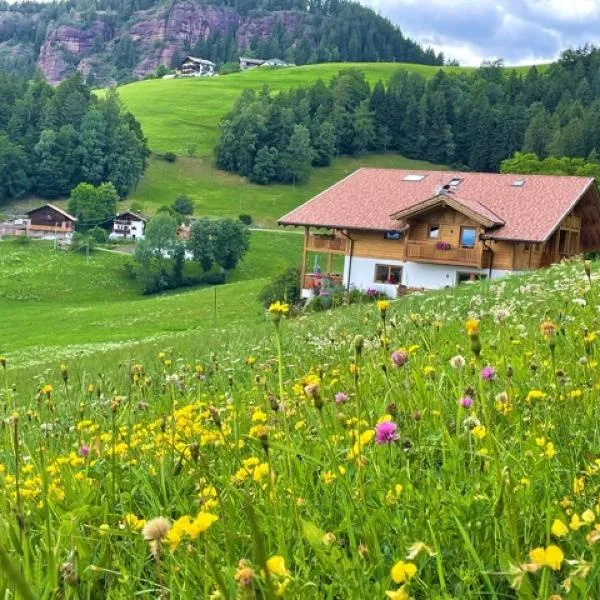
[361,0,600,66]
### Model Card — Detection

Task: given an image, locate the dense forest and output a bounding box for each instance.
[0,0,442,83]
[215,47,600,184]
[0,71,148,204]
[188,2,442,68]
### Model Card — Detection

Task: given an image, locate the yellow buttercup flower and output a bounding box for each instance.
[377,300,391,314]
[465,318,480,336]
[471,424,486,440]
[529,545,564,570]
[266,555,289,578]
[386,587,409,600]
[268,301,289,314]
[390,560,417,584]
[551,519,569,538]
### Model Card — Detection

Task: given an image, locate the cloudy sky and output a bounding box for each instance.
[360,0,600,66]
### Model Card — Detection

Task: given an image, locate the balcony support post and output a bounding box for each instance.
[301,227,308,291]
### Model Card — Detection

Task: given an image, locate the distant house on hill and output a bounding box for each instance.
[262,58,293,67]
[26,204,77,240]
[239,56,265,70]
[109,210,147,241]
[177,56,216,77]
[279,169,600,298]
[239,56,293,70]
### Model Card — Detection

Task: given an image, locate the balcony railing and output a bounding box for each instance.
[27,224,73,233]
[306,234,348,254]
[406,240,489,267]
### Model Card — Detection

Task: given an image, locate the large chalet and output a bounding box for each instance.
[278,169,600,298]
[177,56,216,77]
[26,204,77,240]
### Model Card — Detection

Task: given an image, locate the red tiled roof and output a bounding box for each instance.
[278,169,597,242]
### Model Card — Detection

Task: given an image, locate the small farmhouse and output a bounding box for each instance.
[278,169,600,298]
[109,211,147,240]
[178,56,216,77]
[239,56,265,70]
[262,58,293,67]
[26,204,77,240]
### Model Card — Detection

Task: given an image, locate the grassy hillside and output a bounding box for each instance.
[129,153,445,223]
[114,62,541,156]
[0,253,597,597]
[114,63,469,156]
[0,231,302,364]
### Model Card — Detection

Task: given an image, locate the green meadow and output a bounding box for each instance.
[0,231,302,363]
[113,62,470,156]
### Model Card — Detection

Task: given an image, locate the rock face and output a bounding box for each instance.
[130,2,241,78]
[26,1,311,85]
[38,21,112,85]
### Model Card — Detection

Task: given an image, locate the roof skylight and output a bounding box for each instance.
[403,174,426,181]
[512,179,525,187]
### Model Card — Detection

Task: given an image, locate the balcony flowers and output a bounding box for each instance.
[435,241,452,251]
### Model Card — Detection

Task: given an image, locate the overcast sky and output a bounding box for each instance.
[360,0,600,66]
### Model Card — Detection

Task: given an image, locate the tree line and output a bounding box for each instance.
[216,47,600,184]
[186,2,442,70]
[0,71,148,205]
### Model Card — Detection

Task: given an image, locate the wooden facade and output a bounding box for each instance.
[26,205,76,238]
[299,189,593,292]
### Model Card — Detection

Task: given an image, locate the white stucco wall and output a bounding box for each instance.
[300,255,521,299]
[342,256,518,295]
[344,256,404,297]
[109,220,145,240]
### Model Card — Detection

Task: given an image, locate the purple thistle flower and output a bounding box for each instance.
[375,421,399,445]
[78,444,90,458]
[480,365,496,381]
[460,395,474,408]
[391,350,408,368]
[334,391,348,405]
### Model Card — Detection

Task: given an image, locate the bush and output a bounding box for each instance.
[162,152,177,163]
[172,195,195,216]
[219,61,240,75]
[259,267,301,308]
[239,214,252,225]
[88,226,108,244]
[200,271,227,285]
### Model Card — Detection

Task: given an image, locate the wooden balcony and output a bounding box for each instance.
[27,224,73,233]
[306,234,348,254]
[303,273,344,290]
[406,240,490,268]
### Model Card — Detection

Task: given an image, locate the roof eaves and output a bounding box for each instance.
[277,168,366,226]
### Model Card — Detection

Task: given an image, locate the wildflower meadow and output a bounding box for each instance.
[2,258,600,598]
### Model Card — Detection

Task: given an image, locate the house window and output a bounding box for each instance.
[460,227,477,248]
[374,264,402,285]
[428,225,440,239]
[457,272,487,285]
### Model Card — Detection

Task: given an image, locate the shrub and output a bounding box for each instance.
[200,271,227,285]
[259,267,301,308]
[239,214,252,225]
[162,152,177,163]
[172,195,195,217]
[219,61,240,75]
[88,226,108,244]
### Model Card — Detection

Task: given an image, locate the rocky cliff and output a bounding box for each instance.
[30,1,311,85]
